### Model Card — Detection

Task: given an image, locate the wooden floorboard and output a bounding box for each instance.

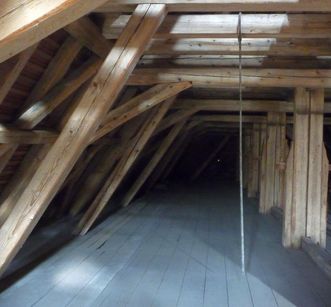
[1,182,331,307]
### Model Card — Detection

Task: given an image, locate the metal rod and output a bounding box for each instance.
[238,12,246,274]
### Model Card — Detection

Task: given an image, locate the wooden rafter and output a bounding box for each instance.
[122,120,186,207]
[65,16,112,58]
[91,82,191,143]
[77,100,172,235]
[24,36,82,107]
[0,0,111,63]
[0,45,37,106]
[0,3,167,276]
[15,56,102,129]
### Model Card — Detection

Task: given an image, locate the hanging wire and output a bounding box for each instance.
[238,12,246,274]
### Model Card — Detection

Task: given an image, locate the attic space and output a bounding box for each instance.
[1,1,331,306]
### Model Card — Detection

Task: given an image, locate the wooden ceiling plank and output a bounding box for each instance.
[91,81,191,143]
[0,3,167,276]
[0,0,112,63]
[65,16,112,58]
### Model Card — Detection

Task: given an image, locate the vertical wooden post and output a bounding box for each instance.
[274,113,287,209]
[259,123,267,213]
[243,129,251,190]
[307,89,328,247]
[260,113,278,214]
[248,124,260,198]
[283,88,312,248]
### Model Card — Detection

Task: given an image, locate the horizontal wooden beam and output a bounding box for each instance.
[146,38,331,56]
[173,99,331,113]
[173,99,292,112]
[138,55,331,69]
[0,0,110,63]
[192,114,331,125]
[96,0,331,12]
[0,126,57,144]
[128,68,331,88]
[103,14,331,39]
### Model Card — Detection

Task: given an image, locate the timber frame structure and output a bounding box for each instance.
[0,0,331,278]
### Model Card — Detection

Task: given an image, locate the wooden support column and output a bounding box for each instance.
[77,100,172,235]
[0,4,167,276]
[260,113,278,214]
[274,113,287,209]
[243,130,251,190]
[283,88,310,248]
[248,124,260,198]
[122,120,186,207]
[307,89,328,247]
[259,123,267,213]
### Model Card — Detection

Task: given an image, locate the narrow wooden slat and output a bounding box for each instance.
[0,4,167,276]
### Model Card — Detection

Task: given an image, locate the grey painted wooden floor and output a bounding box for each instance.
[1,181,331,307]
